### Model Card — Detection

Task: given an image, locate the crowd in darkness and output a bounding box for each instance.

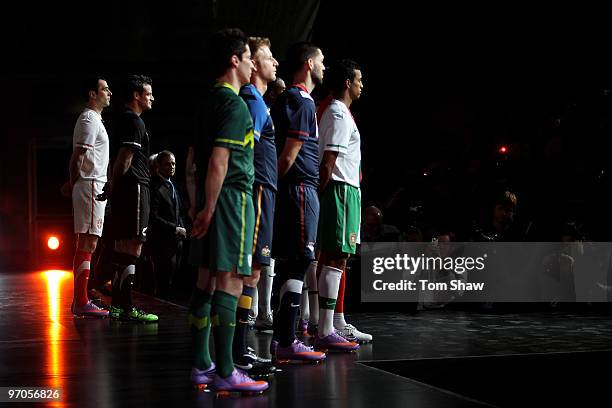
[357,87,612,246]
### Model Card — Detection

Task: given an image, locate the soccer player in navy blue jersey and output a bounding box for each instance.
[270,42,327,362]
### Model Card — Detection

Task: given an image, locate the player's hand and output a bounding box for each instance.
[96,182,112,201]
[60,180,72,198]
[192,207,214,239]
[176,227,187,238]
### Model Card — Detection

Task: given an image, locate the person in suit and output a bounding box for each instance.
[149,150,187,299]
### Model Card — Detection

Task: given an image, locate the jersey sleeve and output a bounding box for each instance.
[242,94,267,142]
[287,94,315,142]
[320,107,350,153]
[213,97,253,151]
[118,114,144,151]
[73,111,98,150]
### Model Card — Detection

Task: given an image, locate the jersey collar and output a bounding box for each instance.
[293,84,309,93]
[215,82,239,95]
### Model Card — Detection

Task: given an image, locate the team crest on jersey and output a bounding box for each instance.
[350,233,357,245]
[307,241,316,254]
[261,246,271,258]
[96,218,103,230]
[247,254,252,267]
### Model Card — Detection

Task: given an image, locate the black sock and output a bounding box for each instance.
[277,291,301,347]
[233,285,255,358]
[111,252,138,310]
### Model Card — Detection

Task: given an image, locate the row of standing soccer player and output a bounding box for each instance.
[68,28,371,395]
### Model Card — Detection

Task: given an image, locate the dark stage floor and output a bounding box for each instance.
[1,271,612,407]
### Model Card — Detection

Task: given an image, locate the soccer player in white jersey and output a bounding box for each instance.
[68,76,112,317]
[314,59,372,345]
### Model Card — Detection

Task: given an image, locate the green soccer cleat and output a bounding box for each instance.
[121,307,158,323]
[109,305,124,320]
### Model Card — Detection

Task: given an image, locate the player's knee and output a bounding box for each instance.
[215,270,243,297]
[78,234,98,253]
[326,252,348,269]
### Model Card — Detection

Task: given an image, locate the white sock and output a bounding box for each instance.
[319,265,343,337]
[258,259,275,316]
[300,286,310,320]
[306,261,319,325]
[250,287,258,319]
[334,312,347,330]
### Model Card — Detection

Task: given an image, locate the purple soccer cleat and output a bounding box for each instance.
[191,362,216,390]
[71,300,109,318]
[276,339,326,362]
[212,368,268,395]
[314,331,360,352]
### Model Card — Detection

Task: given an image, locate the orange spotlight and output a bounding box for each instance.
[47,236,60,250]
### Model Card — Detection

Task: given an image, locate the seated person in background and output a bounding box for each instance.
[361,205,400,242]
[471,190,521,242]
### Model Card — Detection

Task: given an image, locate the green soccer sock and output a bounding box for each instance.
[211,291,239,378]
[189,288,213,370]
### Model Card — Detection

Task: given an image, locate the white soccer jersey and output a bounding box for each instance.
[72,108,109,182]
[318,99,361,188]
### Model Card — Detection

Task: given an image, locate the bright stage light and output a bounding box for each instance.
[47,236,60,250]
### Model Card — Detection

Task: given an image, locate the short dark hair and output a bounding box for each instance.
[285,41,321,77]
[126,74,152,101]
[327,59,361,95]
[210,28,248,78]
[82,76,106,101]
[156,150,174,165]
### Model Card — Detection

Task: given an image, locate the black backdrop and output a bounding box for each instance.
[3,1,612,268]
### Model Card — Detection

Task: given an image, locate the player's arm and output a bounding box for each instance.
[192,147,229,238]
[111,146,134,182]
[319,150,339,195]
[278,138,303,178]
[68,147,88,186]
[185,146,197,221]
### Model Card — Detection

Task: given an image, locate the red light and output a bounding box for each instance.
[499,146,508,154]
[47,236,60,250]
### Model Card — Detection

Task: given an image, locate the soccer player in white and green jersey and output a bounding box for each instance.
[314,59,372,347]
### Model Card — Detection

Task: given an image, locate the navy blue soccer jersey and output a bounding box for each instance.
[271,84,319,188]
[240,84,278,191]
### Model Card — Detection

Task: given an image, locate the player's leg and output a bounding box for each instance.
[333,184,372,343]
[315,183,358,351]
[210,188,268,392]
[275,184,325,362]
[71,179,108,317]
[110,184,157,322]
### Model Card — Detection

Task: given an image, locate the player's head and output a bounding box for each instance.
[285,42,324,86]
[83,76,111,109]
[127,74,154,111]
[492,190,517,231]
[210,28,253,85]
[327,59,363,101]
[156,150,176,179]
[248,37,278,83]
